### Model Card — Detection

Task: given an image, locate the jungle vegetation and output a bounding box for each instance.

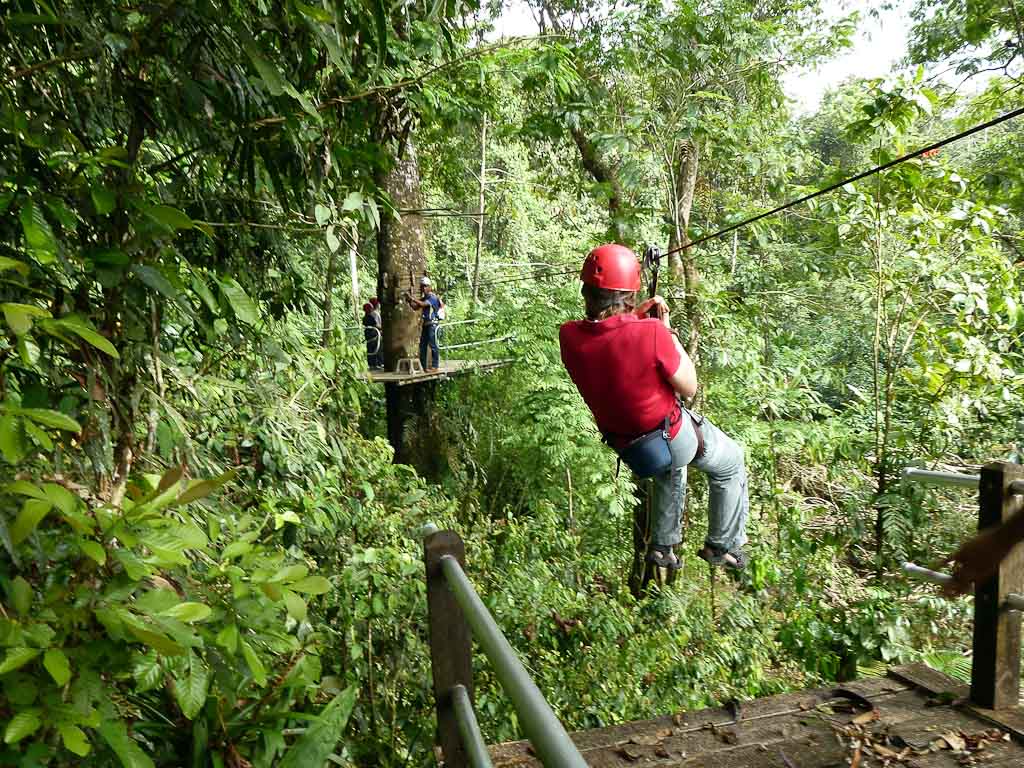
[0,0,1022,764]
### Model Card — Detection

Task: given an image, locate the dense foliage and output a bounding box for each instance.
[1,0,1022,765]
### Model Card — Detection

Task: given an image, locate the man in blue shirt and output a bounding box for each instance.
[405,276,441,371]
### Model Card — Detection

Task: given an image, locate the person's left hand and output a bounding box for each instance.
[635,296,670,327]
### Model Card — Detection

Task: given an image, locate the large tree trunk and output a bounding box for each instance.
[666,139,701,364]
[378,141,427,370]
[377,138,439,469]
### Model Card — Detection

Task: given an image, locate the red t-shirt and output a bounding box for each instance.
[559,314,683,446]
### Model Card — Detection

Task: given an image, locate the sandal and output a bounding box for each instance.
[697,543,747,571]
[646,546,683,571]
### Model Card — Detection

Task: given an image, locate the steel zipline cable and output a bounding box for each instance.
[469,102,1024,290]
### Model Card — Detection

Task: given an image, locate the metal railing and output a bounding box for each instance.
[423,529,588,768]
[900,461,1024,710]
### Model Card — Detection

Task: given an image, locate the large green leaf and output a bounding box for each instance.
[59,723,91,756]
[176,468,238,505]
[173,652,210,720]
[43,648,71,686]
[278,687,358,768]
[243,40,287,97]
[160,603,212,623]
[18,408,80,432]
[240,640,266,685]
[146,205,193,231]
[98,720,156,768]
[91,185,116,215]
[19,200,56,262]
[10,576,31,615]
[1,303,50,335]
[126,624,186,657]
[289,575,331,595]
[0,647,41,675]
[0,256,29,276]
[46,315,119,358]
[11,499,52,545]
[132,265,183,305]
[218,278,260,326]
[3,709,42,744]
[0,414,27,464]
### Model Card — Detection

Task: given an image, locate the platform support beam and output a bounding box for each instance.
[971,461,1024,710]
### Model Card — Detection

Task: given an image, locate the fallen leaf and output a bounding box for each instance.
[940,731,967,751]
[852,710,879,726]
[629,734,662,746]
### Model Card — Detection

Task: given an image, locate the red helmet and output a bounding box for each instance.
[363,302,373,313]
[580,244,641,291]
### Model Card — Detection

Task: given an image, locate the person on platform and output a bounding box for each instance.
[362,302,383,369]
[405,276,441,372]
[558,244,750,570]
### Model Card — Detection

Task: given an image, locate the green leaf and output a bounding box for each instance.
[270,564,309,583]
[243,41,287,97]
[0,414,27,464]
[91,186,116,215]
[98,719,156,768]
[11,499,52,545]
[326,227,341,253]
[176,468,238,505]
[126,625,186,657]
[18,337,40,365]
[314,204,331,226]
[215,623,238,654]
[3,480,46,499]
[218,278,259,326]
[146,205,193,231]
[47,315,119,359]
[18,408,80,432]
[10,576,32,615]
[3,709,42,744]
[92,247,130,266]
[342,191,363,212]
[59,723,91,756]
[132,265,183,304]
[0,647,41,675]
[278,687,358,768]
[174,651,210,720]
[240,640,266,686]
[132,653,163,693]
[23,420,52,450]
[44,649,71,686]
[159,603,212,623]
[190,275,219,314]
[1,303,50,335]
[289,575,331,595]
[80,540,106,564]
[0,256,29,276]
[283,590,307,622]
[19,200,57,261]
[42,483,78,514]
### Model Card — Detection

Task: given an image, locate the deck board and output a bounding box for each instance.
[488,666,1024,767]
[360,358,514,386]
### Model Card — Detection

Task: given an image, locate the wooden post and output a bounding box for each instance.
[424,530,474,767]
[970,461,1024,710]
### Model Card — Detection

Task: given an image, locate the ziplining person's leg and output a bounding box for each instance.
[691,418,749,567]
[649,418,700,568]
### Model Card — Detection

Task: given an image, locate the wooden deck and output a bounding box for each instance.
[489,664,1024,767]
[361,358,514,386]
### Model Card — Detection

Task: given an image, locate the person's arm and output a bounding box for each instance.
[944,503,1024,596]
[639,296,698,399]
[405,292,427,309]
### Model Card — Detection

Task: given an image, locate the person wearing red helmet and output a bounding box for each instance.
[559,244,749,571]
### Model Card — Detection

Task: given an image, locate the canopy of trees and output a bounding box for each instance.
[0,0,1022,764]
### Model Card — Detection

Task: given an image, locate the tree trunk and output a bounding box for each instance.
[377,138,436,468]
[377,140,427,370]
[666,140,701,364]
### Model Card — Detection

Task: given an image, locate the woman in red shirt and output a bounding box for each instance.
[560,244,749,571]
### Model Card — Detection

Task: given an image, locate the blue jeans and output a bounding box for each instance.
[651,411,749,551]
[419,324,439,369]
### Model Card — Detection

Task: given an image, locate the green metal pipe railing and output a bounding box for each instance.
[451,685,494,768]
[439,554,588,768]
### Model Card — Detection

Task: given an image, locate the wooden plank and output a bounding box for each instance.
[888,663,969,697]
[363,358,515,385]
[971,461,1024,710]
[963,703,1024,743]
[424,530,474,768]
[489,677,908,762]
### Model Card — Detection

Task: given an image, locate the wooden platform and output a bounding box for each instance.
[361,358,514,386]
[489,664,1024,767]
[364,360,516,387]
